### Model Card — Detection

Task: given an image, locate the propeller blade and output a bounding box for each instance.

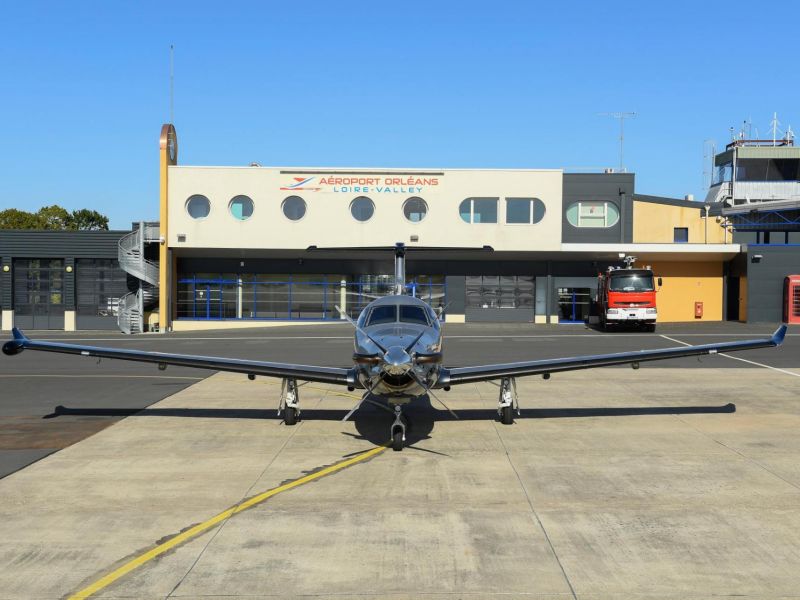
[334,305,387,354]
[408,370,459,420]
[404,329,427,353]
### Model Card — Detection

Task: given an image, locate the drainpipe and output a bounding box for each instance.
[704,205,710,244]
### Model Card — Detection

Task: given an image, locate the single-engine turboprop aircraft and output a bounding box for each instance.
[3,244,787,450]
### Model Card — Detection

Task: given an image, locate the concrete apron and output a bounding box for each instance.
[0,368,799,598]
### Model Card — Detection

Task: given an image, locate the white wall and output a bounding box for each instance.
[168,167,563,251]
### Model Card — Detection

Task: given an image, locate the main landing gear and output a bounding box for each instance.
[278,378,302,425]
[497,377,519,425]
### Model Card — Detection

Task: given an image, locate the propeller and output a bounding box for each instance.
[334,305,387,354]
[407,370,459,420]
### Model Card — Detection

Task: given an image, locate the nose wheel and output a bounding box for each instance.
[390,405,406,451]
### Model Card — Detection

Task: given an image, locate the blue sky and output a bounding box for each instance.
[1,1,798,229]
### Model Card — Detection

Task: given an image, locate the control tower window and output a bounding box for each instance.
[186,195,211,219]
[350,197,375,222]
[736,159,800,182]
[229,195,254,221]
[282,196,307,221]
[459,198,498,223]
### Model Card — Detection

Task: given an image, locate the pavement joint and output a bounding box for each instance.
[493,420,578,600]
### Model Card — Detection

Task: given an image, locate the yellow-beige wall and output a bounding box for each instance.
[633,201,725,244]
[649,261,723,322]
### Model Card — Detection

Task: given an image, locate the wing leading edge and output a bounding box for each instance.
[3,328,354,386]
[438,325,787,386]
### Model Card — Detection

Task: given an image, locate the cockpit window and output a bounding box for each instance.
[399,305,429,325]
[367,305,397,326]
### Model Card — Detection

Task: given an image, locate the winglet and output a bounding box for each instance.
[772,324,788,346]
[3,328,28,356]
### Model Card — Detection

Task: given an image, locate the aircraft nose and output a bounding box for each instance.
[382,346,412,376]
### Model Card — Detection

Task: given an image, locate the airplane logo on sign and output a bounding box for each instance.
[280,176,322,191]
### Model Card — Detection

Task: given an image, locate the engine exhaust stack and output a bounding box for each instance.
[394,242,406,295]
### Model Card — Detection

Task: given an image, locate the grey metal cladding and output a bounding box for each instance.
[745,245,800,322]
[0,230,130,258]
[562,173,634,243]
[0,257,10,309]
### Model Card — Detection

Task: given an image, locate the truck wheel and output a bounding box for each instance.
[647,324,656,333]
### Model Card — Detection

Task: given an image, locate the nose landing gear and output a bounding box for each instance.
[390,405,406,451]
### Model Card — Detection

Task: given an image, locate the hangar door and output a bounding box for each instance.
[76,259,128,330]
[13,259,65,330]
[465,275,535,322]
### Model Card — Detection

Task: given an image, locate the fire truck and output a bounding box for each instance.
[597,256,661,331]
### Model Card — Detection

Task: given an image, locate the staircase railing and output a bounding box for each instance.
[117,222,160,334]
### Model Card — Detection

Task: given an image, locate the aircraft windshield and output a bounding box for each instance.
[609,272,655,292]
[399,305,429,325]
[367,305,397,326]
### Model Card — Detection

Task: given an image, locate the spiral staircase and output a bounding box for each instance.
[117,222,160,334]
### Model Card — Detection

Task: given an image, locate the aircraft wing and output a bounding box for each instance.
[2,328,354,386]
[439,325,787,386]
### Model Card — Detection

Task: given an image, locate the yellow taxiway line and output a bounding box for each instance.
[67,443,387,599]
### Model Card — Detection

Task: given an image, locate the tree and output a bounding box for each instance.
[0,208,41,229]
[70,209,109,231]
[36,205,72,230]
[0,205,110,230]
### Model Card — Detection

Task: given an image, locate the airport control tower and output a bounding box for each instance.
[706,125,800,241]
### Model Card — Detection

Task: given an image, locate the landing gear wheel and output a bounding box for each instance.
[500,404,514,425]
[284,406,298,426]
[392,428,404,451]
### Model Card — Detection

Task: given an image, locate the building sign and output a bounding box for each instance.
[281,175,440,194]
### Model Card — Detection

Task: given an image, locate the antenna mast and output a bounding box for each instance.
[169,44,174,124]
[599,112,636,172]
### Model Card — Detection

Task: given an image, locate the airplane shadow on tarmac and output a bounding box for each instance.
[43,398,736,452]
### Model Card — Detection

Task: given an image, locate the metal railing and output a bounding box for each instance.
[117,222,160,334]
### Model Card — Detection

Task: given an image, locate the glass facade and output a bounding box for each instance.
[177,273,446,321]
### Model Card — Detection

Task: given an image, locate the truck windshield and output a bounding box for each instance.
[609,273,654,292]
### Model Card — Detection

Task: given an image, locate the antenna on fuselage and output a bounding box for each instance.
[394,242,406,295]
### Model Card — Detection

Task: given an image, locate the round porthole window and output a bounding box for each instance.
[229,195,254,221]
[403,197,428,222]
[350,196,375,222]
[282,196,307,221]
[186,195,211,219]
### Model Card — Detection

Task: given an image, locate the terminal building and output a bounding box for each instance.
[1,124,798,332]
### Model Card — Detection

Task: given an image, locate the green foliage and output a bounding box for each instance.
[0,209,41,229]
[70,209,109,231]
[0,205,110,231]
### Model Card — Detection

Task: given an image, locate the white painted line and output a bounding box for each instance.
[660,334,800,379]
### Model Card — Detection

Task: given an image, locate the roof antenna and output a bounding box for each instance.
[169,44,175,124]
[598,112,636,172]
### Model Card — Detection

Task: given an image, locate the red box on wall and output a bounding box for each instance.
[783,276,800,324]
[694,302,703,318]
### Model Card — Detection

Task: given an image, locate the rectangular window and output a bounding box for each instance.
[674,227,689,243]
[472,199,497,223]
[506,199,531,224]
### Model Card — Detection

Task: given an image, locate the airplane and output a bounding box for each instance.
[3,243,787,451]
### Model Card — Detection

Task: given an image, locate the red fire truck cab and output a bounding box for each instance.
[597,261,662,332]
